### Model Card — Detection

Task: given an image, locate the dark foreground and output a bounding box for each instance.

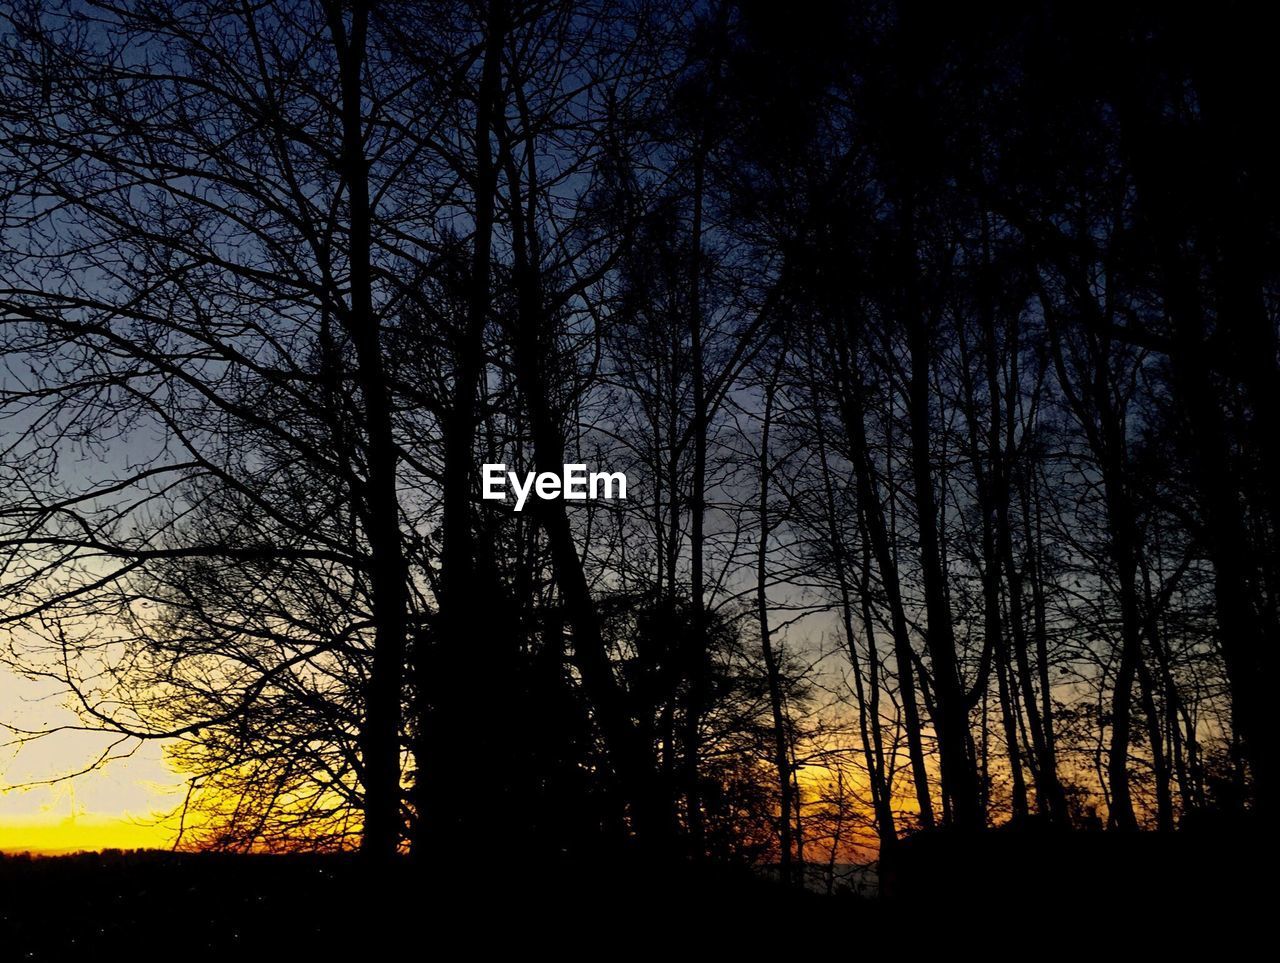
[0,848,843,958]
[0,831,1264,958]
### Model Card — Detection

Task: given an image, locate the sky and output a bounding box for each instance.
[0,667,184,853]
[0,348,189,852]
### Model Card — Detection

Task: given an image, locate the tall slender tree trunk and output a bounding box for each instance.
[1000,502,1070,825]
[756,366,795,881]
[1046,315,1142,830]
[1103,530,1142,833]
[1023,466,1067,821]
[812,375,897,848]
[902,266,982,829]
[958,314,1027,821]
[327,1,407,860]
[1092,342,1173,832]
[980,282,1072,826]
[994,622,1029,819]
[1141,559,1203,816]
[831,350,936,828]
[502,152,662,843]
[1135,652,1174,830]
[683,127,708,853]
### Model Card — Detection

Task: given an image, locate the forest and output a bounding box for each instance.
[0,0,1273,929]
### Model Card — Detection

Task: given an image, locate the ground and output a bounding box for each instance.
[0,832,1263,958]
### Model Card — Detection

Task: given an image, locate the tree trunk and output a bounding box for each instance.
[502,166,662,844]
[812,373,897,848]
[1116,60,1275,818]
[831,349,936,829]
[416,0,508,864]
[903,278,982,829]
[756,366,795,881]
[328,1,407,860]
[683,126,708,854]
[1023,465,1068,821]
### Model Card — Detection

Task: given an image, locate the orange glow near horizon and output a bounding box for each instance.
[0,813,178,855]
[3,659,909,859]
[0,668,185,855]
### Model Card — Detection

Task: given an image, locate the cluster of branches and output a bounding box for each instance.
[0,0,1273,876]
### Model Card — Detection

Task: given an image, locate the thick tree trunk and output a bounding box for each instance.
[1163,283,1274,817]
[416,0,508,864]
[1116,62,1275,817]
